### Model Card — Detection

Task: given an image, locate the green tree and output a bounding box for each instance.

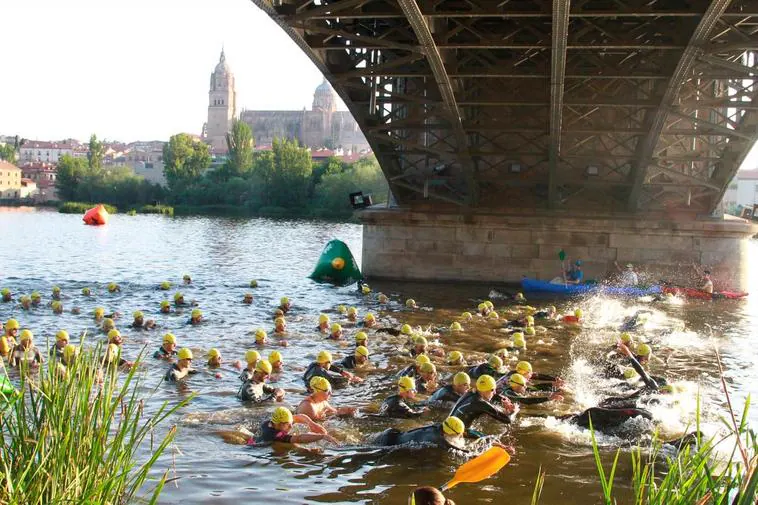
[87,134,104,171]
[163,134,211,192]
[266,138,312,208]
[224,120,254,178]
[0,144,15,162]
[55,155,88,201]
[312,156,388,214]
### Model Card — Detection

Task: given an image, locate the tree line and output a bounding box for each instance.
[54,123,388,217]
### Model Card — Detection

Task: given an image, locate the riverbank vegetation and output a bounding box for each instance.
[54,123,388,219]
[0,346,189,504]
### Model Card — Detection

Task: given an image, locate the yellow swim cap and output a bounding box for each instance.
[526,316,535,326]
[256,359,273,375]
[280,297,289,306]
[56,330,69,341]
[487,311,499,319]
[52,285,61,293]
[415,354,431,366]
[255,328,267,341]
[81,287,91,295]
[484,300,494,309]
[331,323,342,333]
[356,345,369,358]
[163,333,176,344]
[378,293,388,303]
[477,303,487,311]
[107,329,121,340]
[461,312,473,321]
[20,329,33,341]
[208,348,221,358]
[317,350,332,364]
[191,309,202,319]
[183,274,191,281]
[245,350,261,363]
[51,301,62,310]
[364,313,375,322]
[107,282,118,292]
[516,361,532,375]
[447,350,463,364]
[5,318,19,330]
[525,327,536,336]
[94,307,105,317]
[347,306,358,316]
[509,373,526,387]
[420,362,436,374]
[160,281,171,290]
[415,336,428,346]
[405,299,416,308]
[398,376,416,392]
[160,300,170,308]
[488,355,503,369]
[450,321,463,332]
[310,376,331,392]
[249,280,258,288]
[400,324,412,335]
[272,406,293,424]
[476,374,496,392]
[269,350,282,364]
[318,314,330,324]
[453,372,471,386]
[361,284,371,294]
[574,308,583,318]
[31,292,41,300]
[355,331,368,343]
[620,332,632,344]
[133,311,144,319]
[174,292,183,301]
[274,317,286,326]
[513,332,524,341]
[623,368,638,379]
[63,344,78,362]
[443,416,465,436]
[337,305,347,314]
[515,292,525,300]
[636,343,652,357]
[102,317,115,329]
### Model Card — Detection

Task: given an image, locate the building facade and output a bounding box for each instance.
[723,170,758,210]
[0,160,23,199]
[19,141,75,164]
[204,49,236,152]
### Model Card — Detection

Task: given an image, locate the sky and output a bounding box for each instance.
[0,0,335,142]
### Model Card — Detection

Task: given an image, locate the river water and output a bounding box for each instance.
[0,207,756,504]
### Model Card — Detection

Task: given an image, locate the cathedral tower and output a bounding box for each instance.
[206,48,236,151]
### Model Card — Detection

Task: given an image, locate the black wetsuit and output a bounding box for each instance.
[449,391,514,427]
[561,406,653,429]
[153,346,177,360]
[164,364,196,382]
[49,344,64,360]
[379,394,425,418]
[303,362,347,390]
[427,385,463,407]
[417,376,435,394]
[500,386,553,405]
[338,355,359,370]
[371,423,470,450]
[238,379,277,402]
[409,348,427,358]
[467,363,504,381]
[397,364,419,379]
[497,371,558,392]
[253,420,292,445]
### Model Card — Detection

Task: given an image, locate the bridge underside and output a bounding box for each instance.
[255,0,758,216]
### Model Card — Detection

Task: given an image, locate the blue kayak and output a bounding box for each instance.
[521,278,661,297]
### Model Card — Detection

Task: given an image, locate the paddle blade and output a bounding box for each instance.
[558,249,566,261]
[441,446,511,491]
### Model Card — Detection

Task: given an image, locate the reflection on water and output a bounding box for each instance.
[0,207,756,504]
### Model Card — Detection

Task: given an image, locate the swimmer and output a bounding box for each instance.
[249,279,258,288]
[107,282,121,293]
[52,285,61,300]
[302,350,362,391]
[160,300,171,314]
[51,301,63,314]
[164,348,197,382]
[317,314,330,333]
[9,330,43,368]
[328,323,343,340]
[183,274,192,285]
[370,416,470,451]
[377,293,389,304]
[248,407,337,446]
[189,309,203,325]
[347,307,358,322]
[61,344,79,367]
[467,355,506,381]
[131,310,155,329]
[355,331,369,348]
[50,330,69,360]
[31,292,41,306]
[449,375,516,429]
[296,376,357,420]
[1,288,11,302]
[273,308,284,320]
[405,298,418,309]
[207,348,222,368]
[243,293,253,305]
[102,318,116,333]
[361,313,376,328]
[410,336,445,358]
[159,281,171,291]
[1,319,20,358]
[337,346,370,370]
[397,354,431,379]
[417,362,438,394]
[238,360,284,403]
[20,295,31,310]
[446,350,466,366]
[240,350,262,382]
[378,376,427,418]
[154,333,178,360]
[174,292,185,306]
[274,317,287,334]
[81,287,91,296]
[533,305,557,320]
[279,297,291,313]
[269,351,284,373]
[498,361,564,392]
[428,372,471,408]
[500,373,563,405]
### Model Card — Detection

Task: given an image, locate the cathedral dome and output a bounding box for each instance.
[312,78,337,112]
[215,49,230,75]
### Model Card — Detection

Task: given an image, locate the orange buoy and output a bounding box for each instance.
[82,204,109,226]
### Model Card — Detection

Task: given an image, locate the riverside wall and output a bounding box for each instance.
[358,208,758,289]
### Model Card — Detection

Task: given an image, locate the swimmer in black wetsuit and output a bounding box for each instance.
[449,375,517,429]
[153,333,178,360]
[467,355,506,382]
[238,360,285,403]
[498,361,564,393]
[417,362,438,394]
[337,346,370,370]
[302,350,362,392]
[251,407,336,446]
[428,372,471,408]
[370,416,471,451]
[397,354,431,379]
[500,373,564,405]
[378,376,427,418]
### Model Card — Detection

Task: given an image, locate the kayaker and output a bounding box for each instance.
[692,262,714,294]
[615,261,639,286]
[565,260,584,284]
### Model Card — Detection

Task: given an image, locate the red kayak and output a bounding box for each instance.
[662,286,748,300]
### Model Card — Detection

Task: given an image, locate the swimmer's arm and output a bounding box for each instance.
[289,432,336,444]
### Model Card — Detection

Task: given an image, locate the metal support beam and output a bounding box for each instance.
[626,0,733,211]
[548,0,571,208]
[395,0,478,205]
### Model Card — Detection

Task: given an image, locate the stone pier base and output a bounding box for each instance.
[358,208,758,290]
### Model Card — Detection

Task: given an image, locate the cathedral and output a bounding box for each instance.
[202,50,370,153]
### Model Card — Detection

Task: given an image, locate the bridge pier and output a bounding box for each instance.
[358,208,758,290]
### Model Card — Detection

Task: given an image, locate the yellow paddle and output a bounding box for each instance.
[440,446,511,491]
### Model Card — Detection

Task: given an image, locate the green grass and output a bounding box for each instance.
[0,344,191,504]
[58,201,118,214]
[136,204,174,216]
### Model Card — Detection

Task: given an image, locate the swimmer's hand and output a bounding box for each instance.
[500,398,516,414]
[553,377,565,388]
[548,392,563,402]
